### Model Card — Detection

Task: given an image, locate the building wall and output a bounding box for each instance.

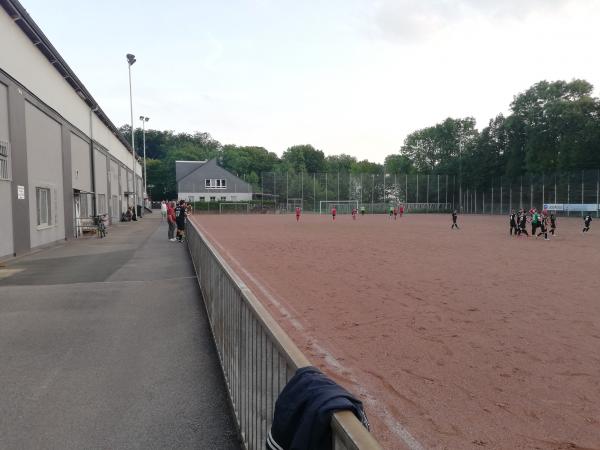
[94,148,108,214]
[0,5,144,257]
[109,158,120,221]
[25,101,65,249]
[0,81,13,258]
[71,132,91,192]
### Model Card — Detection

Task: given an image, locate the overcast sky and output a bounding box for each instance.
[22,0,600,162]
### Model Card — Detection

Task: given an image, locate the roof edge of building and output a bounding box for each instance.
[0,0,134,155]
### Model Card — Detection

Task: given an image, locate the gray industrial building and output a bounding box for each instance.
[176,159,253,202]
[0,0,143,259]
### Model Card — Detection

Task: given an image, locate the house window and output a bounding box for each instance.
[97,194,107,215]
[199,197,205,202]
[0,140,10,181]
[204,178,228,189]
[80,195,89,218]
[221,196,226,201]
[210,196,216,202]
[36,187,51,226]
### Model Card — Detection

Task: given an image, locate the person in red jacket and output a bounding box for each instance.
[295,206,301,222]
[331,207,337,221]
[167,201,176,241]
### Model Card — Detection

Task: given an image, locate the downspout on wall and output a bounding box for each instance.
[90,106,98,217]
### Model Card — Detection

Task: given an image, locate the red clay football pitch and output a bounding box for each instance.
[191,213,600,450]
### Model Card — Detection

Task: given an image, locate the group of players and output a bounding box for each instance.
[293,203,594,237]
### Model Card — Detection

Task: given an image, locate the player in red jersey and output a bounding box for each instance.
[295,206,301,221]
[351,207,357,220]
[393,207,398,220]
[399,204,404,217]
[331,206,337,221]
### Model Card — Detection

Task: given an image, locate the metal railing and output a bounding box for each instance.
[186,220,382,450]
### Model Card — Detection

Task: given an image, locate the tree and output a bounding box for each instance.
[281,145,326,173]
[384,154,414,174]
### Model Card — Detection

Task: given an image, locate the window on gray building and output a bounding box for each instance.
[97,194,107,215]
[199,196,205,202]
[210,196,216,202]
[205,178,227,189]
[0,140,10,180]
[36,187,51,226]
[221,196,226,201]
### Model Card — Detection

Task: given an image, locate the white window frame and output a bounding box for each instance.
[0,140,10,181]
[36,187,51,227]
[97,194,107,215]
[204,178,228,189]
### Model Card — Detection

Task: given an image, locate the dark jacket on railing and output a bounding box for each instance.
[267,366,369,450]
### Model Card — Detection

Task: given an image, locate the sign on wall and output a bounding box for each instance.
[17,185,25,199]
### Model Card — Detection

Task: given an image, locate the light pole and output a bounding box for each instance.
[126,53,137,216]
[139,115,149,207]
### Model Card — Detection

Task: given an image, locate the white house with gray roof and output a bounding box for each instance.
[176,159,252,202]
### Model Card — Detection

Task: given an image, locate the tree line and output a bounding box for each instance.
[120,79,600,200]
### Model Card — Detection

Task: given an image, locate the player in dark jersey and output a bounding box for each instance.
[175,200,187,242]
[509,209,517,236]
[537,214,549,240]
[549,213,557,235]
[451,210,459,229]
[583,214,592,232]
[518,211,529,236]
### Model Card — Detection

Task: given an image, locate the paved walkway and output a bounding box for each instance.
[0,215,240,449]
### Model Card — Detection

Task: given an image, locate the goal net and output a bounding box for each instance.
[219,203,250,214]
[319,200,359,214]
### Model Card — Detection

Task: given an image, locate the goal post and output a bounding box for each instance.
[319,200,359,214]
[219,202,251,214]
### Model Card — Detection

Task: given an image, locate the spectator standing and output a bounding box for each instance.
[167,201,176,241]
[160,200,167,222]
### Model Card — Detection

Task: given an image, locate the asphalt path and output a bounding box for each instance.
[0,215,240,449]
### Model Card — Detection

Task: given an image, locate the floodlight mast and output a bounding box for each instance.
[139,116,150,206]
[127,53,137,215]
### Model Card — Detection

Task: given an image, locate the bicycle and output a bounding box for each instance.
[93,215,107,238]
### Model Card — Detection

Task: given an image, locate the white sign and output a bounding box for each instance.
[544,203,598,212]
[17,185,25,200]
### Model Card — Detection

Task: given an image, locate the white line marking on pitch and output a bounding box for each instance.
[196,221,425,450]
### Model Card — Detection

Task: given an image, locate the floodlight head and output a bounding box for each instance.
[139,115,144,120]
[126,53,136,65]
[145,117,150,122]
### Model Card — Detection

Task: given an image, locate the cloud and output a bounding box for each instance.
[368,0,572,42]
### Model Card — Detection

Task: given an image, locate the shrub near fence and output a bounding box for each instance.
[186,220,382,450]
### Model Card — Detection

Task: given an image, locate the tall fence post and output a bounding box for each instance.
[597,169,599,218]
[567,174,570,216]
[313,173,316,212]
[371,174,374,213]
[301,171,304,211]
[416,174,419,204]
[337,172,340,202]
[286,172,289,211]
[581,170,585,217]
[437,175,440,211]
[520,177,523,210]
[360,173,363,206]
[325,172,328,203]
[426,175,430,212]
[383,171,386,205]
[405,174,408,204]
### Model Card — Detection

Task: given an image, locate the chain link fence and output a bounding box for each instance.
[257,170,600,216]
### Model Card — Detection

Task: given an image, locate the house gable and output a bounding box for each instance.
[176,159,252,195]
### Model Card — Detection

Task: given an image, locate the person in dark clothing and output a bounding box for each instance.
[509,209,517,236]
[175,200,187,242]
[518,211,529,236]
[451,210,459,229]
[549,213,557,235]
[537,214,549,240]
[583,214,592,232]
